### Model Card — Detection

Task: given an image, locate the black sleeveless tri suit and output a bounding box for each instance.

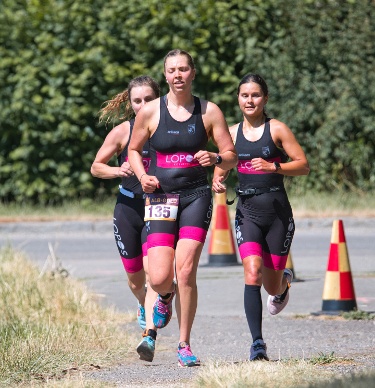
[234,118,294,270]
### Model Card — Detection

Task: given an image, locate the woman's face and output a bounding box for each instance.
[130,85,157,115]
[164,54,195,92]
[238,81,268,118]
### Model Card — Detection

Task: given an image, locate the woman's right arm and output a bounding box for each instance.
[128,103,160,193]
[212,124,238,193]
[91,122,133,179]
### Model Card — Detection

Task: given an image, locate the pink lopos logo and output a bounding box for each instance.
[157,151,200,168]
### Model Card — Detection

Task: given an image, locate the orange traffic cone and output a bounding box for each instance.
[207,192,238,266]
[286,251,297,281]
[321,220,357,312]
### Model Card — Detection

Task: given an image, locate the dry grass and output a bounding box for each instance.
[289,191,375,218]
[194,358,375,388]
[0,246,134,387]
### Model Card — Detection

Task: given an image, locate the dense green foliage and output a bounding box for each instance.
[1,0,374,203]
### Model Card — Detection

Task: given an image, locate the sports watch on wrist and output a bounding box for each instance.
[274,161,281,172]
[214,153,223,165]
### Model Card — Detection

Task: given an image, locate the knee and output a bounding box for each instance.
[149,275,174,294]
[244,269,262,285]
[176,267,196,288]
[243,259,262,285]
[127,278,144,292]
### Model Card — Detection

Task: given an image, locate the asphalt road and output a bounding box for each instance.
[1,217,374,315]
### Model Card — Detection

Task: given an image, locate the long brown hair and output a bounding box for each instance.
[98,75,160,125]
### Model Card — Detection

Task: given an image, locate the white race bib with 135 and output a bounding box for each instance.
[144,193,179,221]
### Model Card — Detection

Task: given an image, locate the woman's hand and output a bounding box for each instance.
[250,158,275,172]
[194,150,216,166]
[140,174,160,193]
[212,175,227,193]
[118,162,134,177]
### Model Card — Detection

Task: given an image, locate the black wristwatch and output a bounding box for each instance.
[274,161,281,172]
[214,154,222,165]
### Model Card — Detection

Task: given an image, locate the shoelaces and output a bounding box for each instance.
[253,343,266,351]
[179,345,193,357]
[157,299,170,314]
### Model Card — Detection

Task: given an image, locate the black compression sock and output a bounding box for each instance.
[244,285,263,342]
[279,283,290,301]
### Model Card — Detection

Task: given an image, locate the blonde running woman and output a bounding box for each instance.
[128,50,237,366]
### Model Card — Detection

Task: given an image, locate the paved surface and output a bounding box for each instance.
[1,217,374,386]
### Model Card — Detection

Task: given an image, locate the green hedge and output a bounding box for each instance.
[0,0,374,203]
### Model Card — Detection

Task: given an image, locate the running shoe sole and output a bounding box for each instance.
[178,359,201,367]
[250,353,269,361]
[136,340,154,362]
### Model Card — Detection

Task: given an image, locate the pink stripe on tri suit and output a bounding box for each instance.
[121,254,143,273]
[239,242,288,270]
[179,226,207,243]
[262,251,288,271]
[239,241,263,259]
[148,232,175,249]
[142,241,148,258]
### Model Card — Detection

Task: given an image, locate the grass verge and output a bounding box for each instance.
[1,246,374,387]
[0,246,134,387]
[194,357,375,388]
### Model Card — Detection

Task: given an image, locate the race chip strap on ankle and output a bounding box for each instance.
[161,292,171,300]
[143,329,157,340]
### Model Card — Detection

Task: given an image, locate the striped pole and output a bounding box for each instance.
[321,220,357,312]
[207,192,238,266]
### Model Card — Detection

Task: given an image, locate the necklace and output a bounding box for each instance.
[167,96,193,112]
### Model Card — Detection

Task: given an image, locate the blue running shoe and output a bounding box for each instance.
[177,342,200,367]
[250,339,269,361]
[136,329,156,362]
[152,291,175,329]
[137,303,146,330]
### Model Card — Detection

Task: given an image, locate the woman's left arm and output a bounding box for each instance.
[271,120,310,176]
[195,101,238,170]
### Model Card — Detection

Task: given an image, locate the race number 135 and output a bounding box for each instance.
[144,193,179,221]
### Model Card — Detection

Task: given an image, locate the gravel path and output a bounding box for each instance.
[84,312,375,387]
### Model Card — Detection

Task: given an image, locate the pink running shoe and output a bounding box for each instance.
[177,342,200,367]
[152,290,175,329]
[267,268,293,315]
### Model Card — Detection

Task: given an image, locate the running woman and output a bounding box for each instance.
[91,75,160,362]
[212,73,309,361]
[128,49,237,366]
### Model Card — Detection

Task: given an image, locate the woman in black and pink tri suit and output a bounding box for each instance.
[91,76,160,362]
[213,73,309,362]
[128,49,237,367]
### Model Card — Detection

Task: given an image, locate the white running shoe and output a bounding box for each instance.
[267,268,293,315]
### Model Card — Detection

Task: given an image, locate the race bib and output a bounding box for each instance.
[144,193,179,221]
